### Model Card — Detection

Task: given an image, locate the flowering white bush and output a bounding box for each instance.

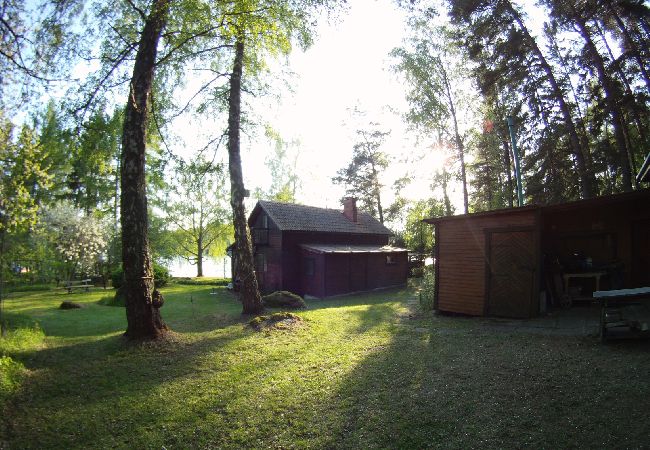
[42,202,107,279]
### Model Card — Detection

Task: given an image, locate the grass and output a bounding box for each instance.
[1,285,649,448]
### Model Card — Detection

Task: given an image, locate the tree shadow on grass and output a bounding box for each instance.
[4,322,308,449]
[307,319,650,449]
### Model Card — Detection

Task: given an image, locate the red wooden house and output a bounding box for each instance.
[244,198,408,297]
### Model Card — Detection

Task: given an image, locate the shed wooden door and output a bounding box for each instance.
[487,229,536,318]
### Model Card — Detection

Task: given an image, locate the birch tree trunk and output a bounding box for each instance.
[227,37,263,315]
[121,0,169,339]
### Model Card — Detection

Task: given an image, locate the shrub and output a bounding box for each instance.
[111,267,124,290]
[172,277,230,286]
[111,262,170,290]
[97,294,125,307]
[419,267,436,311]
[59,301,82,310]
[4,284,53,293]
[153,263,170,288]
[262,291,306,309]
[0,356,26,402]
[0,325,45,354]
[410,266,425,278]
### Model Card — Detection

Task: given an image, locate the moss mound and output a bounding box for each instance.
[248,312,303,332]
[262,291,306,309]
[59,301,83,310]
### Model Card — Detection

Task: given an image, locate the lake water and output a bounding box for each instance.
[169,255,431,278]
[168,256,232,278]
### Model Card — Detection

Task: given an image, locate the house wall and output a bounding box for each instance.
[301,250,325,298]
[366,252,409,289]
[436,210,537,316]
[282,231,389,295]
[250,212,283,294]
[299,251,407,297]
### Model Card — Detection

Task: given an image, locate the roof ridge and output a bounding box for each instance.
[254,200,392,235]
[259,199,342,212]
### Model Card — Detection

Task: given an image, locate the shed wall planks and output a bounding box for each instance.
[436,211,537,316]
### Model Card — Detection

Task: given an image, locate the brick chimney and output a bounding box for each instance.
[342,197,358,222]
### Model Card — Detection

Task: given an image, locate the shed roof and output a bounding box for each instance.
[423,189,650,224]
[253,200,392,235]
[301,244,407,254]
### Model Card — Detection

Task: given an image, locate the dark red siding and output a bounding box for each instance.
[299,250,408,297]
[301,250,325,298]
[281,231,389,295]
[249,205,402,296]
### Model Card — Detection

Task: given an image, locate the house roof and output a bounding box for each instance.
[301,244,407,254]
[253,200,392,235]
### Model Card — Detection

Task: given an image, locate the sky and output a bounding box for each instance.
[236,0,454,213]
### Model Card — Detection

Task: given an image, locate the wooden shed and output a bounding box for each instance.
[424,189,650,318]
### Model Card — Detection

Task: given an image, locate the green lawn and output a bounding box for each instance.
[1,284,650,449]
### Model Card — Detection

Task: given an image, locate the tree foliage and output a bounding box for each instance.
[0,116,51,235]
[41,202,107,282]
[164,157,231,277]
[391,19,474,213]
[441,0,650,205]
[333,123,391,224]
[254,128,301,203]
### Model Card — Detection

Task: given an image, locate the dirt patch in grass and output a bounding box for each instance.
[248,312,304,332]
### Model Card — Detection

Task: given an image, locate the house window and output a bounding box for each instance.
[386,255,397,265]
[255,253,267,273]
[304,258,315,277]
[261,214,268,228]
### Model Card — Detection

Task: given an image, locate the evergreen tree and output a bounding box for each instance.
[332,123,391,223]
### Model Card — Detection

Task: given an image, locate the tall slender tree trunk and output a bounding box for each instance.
[608,3,650,92]
[375,188,384,224]
[370,162,384,224]
[196,235,204,277]
[595,20,650,156]
[573,14,633,191]
[507,1,595,199]
[501,137,514,208]
[120,0,169,339]
[441,168,452,216]
[227,37,263,315]
[441,62,469,213]
[493,95,515,207]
